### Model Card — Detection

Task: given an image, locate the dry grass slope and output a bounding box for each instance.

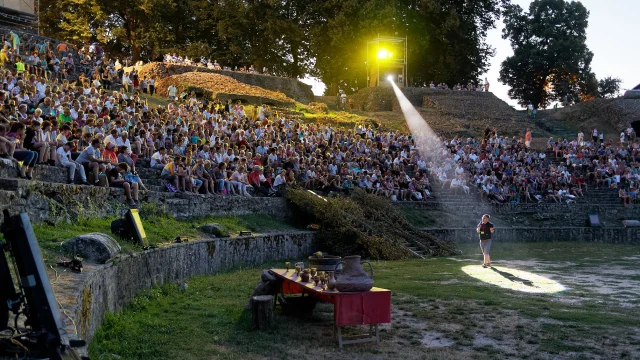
[155,72,298,106]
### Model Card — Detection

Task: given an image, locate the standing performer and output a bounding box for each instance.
[477,214,495,268]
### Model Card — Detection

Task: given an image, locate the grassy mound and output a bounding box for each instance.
[155,72,298,106]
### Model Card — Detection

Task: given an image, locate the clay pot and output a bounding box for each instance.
[300,269,310,282]
[334,255,374,293]
[327,271,336,290]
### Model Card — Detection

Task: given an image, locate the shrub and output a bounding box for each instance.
[287,188,456,260]
[306,102,329,114]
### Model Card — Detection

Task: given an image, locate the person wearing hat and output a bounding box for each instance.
[477,214,495,268]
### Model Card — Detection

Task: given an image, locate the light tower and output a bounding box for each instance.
[366,34,407,87]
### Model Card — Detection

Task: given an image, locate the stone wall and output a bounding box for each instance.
[52,232,317,351]
[349,85,518,119]
[0,178,289,225]
[400,201,640,218]
[425,227,640,244]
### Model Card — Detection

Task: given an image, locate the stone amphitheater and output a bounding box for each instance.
[0,29,638,357]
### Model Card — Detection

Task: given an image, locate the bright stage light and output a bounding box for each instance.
[461,265,566,294]
[387,75,394,81]
[377,49,392,59]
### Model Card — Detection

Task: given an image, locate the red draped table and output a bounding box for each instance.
[270,268,391,347]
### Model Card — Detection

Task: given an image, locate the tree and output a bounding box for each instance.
[39,0,508,89]
[499,0,594,109]
[408,0,508,87]
[598,76,622,99]
[311,0,508,95]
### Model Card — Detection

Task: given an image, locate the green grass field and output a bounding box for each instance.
[89,242,640,360]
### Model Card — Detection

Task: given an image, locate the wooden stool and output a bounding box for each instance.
[251,295,273,330]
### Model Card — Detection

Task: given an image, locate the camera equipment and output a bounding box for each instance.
[0,210,87,359]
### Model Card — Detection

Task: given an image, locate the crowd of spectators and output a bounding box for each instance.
[163,53,271,75]
[0,45,638,208]
[423,78,490,92]
[433,128,639,207]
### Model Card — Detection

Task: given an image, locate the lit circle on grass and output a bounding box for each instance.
[461,265,566,294]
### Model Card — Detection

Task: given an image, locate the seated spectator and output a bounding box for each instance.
[24,120,50,165]
[161,157,182,193]
[230,165,251,197]
[249,166,273,196]
[56,141,88,184]
[108,162,139,206]
[150,147,167,170]
[76,138,110,185]
[192,158,213,195]
[117,145,135,172]
[273,169,287,193]
[6,122,37,179]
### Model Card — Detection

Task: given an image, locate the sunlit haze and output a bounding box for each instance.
[387,79,441,159]
[302,0,638,110]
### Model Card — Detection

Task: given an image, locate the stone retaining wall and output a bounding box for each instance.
[400,201,640,217]
[0,178,289,224]
[425,227,640,244]
[52,232,317,351]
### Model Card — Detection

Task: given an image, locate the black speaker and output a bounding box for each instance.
[588,214,601,227]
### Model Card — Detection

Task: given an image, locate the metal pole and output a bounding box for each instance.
[376,35,379,87]
[36,0,40,34]
[366,40,369,87]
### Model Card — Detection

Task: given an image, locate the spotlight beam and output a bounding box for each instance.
[387,78,441,159]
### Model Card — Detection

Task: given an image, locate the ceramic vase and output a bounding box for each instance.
[333,255,374,292]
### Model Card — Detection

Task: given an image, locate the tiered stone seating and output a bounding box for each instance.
[0,161,283,225]
[421,90,519,122]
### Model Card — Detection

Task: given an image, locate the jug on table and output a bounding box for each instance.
[333,255,374,292]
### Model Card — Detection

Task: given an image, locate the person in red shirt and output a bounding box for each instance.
[248,166,272,196]
[252,153,263,167]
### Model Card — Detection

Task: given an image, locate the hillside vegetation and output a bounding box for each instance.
[135,62,314,103]
[155,73,298,106]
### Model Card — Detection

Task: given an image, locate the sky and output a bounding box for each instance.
[301,0,639,109]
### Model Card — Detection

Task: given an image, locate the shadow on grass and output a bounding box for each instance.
[490,267,535,287]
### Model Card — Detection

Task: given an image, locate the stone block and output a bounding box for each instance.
[62,233,121,264]
[199,223,230,237]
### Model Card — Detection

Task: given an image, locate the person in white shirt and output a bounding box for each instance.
[450,175,470,194]
[168,85,178,100]
[57,141,88,184]
[539,152,546,161]
[122,72,132,92]
[116,131,131,152]
[151,148,167,169]
[103,129,118,151]
[273,169,287,190]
